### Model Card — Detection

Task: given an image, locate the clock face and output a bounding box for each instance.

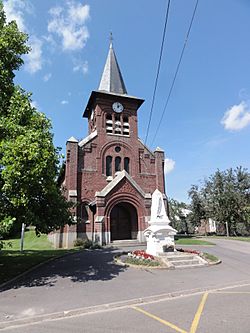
[112,102,124,113]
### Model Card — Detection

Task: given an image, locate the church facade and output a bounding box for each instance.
[50,42,167,248]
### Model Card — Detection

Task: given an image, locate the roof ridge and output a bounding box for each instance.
[96,170,151,199]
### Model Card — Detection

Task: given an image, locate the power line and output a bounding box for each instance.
[151,0,199,146]
[144,0,171,145]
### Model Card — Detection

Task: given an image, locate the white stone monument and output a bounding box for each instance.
[143,189,177,256]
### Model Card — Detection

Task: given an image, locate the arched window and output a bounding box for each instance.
[106,114,113,134]
[106,156,112,176]
[81,204,89,223]
[115,156,121,172]
[124,157,130,174]
[123,115,130,136]
[115,114,120,122]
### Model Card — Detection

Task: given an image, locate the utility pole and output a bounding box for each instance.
[20,223,25,252]
[225,221,229,237]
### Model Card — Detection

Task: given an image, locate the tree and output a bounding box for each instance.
[0,2,30,237]
[188,167,250,236]
[168,198,194,234]
[0,3,29,119]
[188,184,206,228]
[0,2,72,240]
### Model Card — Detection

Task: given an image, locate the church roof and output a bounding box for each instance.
[83,39,144,118]
[83,90,144,118]
[78,130,97,147]
[95,170,151,199]
[98,41,127,95]
[67,136,78,143]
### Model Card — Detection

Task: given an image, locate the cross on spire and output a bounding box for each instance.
[109,32,113,48]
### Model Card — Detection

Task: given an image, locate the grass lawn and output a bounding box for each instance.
[175,238,215,245]
[202,252,219,263]
[0,230,79,285]
[232,237,250,242]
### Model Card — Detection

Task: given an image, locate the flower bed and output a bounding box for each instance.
[176,248,200,255]
[128,250,155,260]
[123,250,160,267]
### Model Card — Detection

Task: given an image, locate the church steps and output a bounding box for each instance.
[157,253,195,260]
[173,263,206,269]
[158,252,207,269]
[110,240,146,248]
[169,259,202,266]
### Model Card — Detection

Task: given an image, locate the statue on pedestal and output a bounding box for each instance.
[144,189,177,256]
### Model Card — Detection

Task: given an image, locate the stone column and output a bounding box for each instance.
[154,147,165,193]
[65,136,79,247]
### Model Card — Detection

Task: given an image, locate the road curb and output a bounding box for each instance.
[1,280,250,330]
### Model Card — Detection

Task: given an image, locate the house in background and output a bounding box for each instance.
[196,218,217,235]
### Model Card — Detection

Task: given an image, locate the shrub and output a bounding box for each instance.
[90,243,102,249]
[73,238,92,248]
[73,238,102,249]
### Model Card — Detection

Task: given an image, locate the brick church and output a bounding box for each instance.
[50,41,167,248]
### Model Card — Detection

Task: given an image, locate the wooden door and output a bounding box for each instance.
[110,204,131,241]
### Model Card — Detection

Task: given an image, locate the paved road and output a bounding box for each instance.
[1,239,250,332]
[3,284,249,333]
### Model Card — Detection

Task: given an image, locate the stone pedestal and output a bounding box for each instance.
[143,189,177,256]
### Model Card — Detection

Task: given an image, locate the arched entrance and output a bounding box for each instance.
[110,202,138,241]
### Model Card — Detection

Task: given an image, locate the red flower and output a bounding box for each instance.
[130,250,155,260]
[177,248,200,255]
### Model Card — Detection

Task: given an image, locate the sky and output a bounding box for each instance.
[3,0,250,203]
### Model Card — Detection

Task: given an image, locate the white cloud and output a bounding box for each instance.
[25,37,43,74]
[3,0,43,74]
[61,100,69,105]
[73,60,88,74]
[48,1,90,51]
[221,101,250,131]
[3,0,32,31]
[43,73,52,82]
[238,88,250,100]
[164,158,175,174]
[206,136,229,148]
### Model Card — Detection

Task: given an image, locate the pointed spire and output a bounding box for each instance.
[98,34,127,95]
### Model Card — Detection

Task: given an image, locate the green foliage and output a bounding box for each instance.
[0,215,13,249]
[168,198,194,234]
[0,3,72,239]
[188,185,207,227]
[175,238,215,245]
[73,238,102,249]
[74,238,92,248]
[188,167,250,236]
[0,230,79,284]
[0,216,15,239]
[202,252,219,263]
[2,229,53,250]
[0,2,29,119]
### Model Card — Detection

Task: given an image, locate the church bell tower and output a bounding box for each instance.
[55,38,166,248]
